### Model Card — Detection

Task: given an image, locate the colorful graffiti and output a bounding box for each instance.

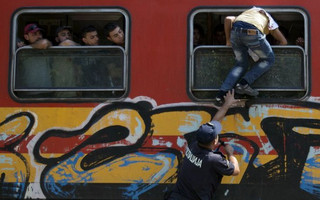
[1,97,320,199]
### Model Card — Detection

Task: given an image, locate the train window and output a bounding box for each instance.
[188,8,309,100]
[10,8,129,101]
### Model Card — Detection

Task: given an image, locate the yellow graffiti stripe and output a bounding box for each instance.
[0,107,145,137]
[0,107,90,133]
[151,111,211,136]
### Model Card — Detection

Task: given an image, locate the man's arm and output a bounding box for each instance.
[270,28,288,45]
[211,90,240,176]
[224,16,236,46]
[212,90,240,175]
[59,39,80,46]
[212,90,237,122]
[30,39,52,49]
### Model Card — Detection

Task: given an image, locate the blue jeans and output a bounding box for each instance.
[220,22,275,92]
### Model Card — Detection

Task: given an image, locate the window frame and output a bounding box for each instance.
[10,7,130,102]
[188,7,310,101]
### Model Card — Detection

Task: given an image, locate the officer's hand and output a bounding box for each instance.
[224,144,234,156]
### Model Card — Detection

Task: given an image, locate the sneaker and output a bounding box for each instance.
[214,96,224,106]
[214,90,227,106]
[235,83,259,96]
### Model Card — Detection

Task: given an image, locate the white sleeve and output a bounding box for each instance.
[258,8,279,30]
[254,6,279,30]
[265,12,279,30]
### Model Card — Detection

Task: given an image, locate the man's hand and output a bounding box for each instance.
[59,39,79,46]
[31,39,52,49]
[224,144,234,157]
[295,37,304,47]
[212,89,239,121]
[223,89,238,107]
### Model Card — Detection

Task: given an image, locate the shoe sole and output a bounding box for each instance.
[235,89,259,96]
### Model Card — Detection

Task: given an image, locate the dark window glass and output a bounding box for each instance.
[14,47,125,99]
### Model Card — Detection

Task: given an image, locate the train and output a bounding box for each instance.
[0,0,320,199]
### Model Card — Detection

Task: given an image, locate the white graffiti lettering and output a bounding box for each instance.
[185,147,202,168]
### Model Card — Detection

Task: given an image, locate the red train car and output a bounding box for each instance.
[0,0,320,199]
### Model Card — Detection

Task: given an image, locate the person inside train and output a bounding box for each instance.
[79,25,120,94]
[81,25,100,46]
[193,23,205,47]
[52,26,81,97]
[212,24,226,45]
[16,24,53,97]
[55,26,79,46]
[104,22,125,47]
[22,23,52,49]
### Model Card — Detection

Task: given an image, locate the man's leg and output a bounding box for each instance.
[216,31,249,102]
[234,32,275,97]
[241,33,275,86]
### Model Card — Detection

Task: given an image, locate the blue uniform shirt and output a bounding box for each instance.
[174,142,235,200]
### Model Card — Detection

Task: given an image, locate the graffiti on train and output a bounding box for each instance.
[0,97,320,199]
